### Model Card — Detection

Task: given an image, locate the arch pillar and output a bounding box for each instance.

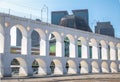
[21,36,27,55]
[4,30,11,54]
[102,46,108,60]
[27,36,31,55]
[40,39,46,56]
[69,43,75,58]
[46,60,51,75]
[75,39,78,58]
[110,47,116,60]
[26,57,33,76]
[46,35,50,57]
[56,40,62,57]
[3,57,11,77]
[86,41,90,59]
[62,40,65,57]
[82,42,88,58]
[92,43,99,59]
[62,60,67,74]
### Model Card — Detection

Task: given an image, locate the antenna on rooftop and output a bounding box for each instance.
[41,4,48,23]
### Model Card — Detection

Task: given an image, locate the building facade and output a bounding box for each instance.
[0,13,120,77]
[95,22,115,37]
[51,9,89,25]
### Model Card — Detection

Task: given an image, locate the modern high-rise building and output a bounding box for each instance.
[72,9,89,25]
[59,15,92,32]
[95,22,115,37]
[51,11,68,25]
[51,9,91,32]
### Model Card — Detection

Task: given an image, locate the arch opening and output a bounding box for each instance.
[101,61,109,73]
[80,61,89,74]
[50,59,63,75]
[109,42,116,60]
[49,33,56,56]
[78,37,87,58]
[66,60,76,74]
[100,40,107,60]
[49,32,62,57]
[50,61,55,74]
[110,62,117,73]
[32,59,46,75]
[10,58,27,76]
[10,25,27,55]
[64,34,75,58]
[89,39,98,59]
[91,61,99,73]
[31,30,40,55]
[31,29,46,56]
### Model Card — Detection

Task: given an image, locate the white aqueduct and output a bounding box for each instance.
[0,13,120,77]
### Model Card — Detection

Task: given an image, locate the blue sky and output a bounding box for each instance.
[0,0,120,37]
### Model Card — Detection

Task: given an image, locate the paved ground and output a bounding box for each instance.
[1,73,120,82]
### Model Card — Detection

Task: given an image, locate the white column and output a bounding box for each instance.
[92,43,99,59]
[75,40,78,58]
[56,41,62,57]
[46,35,49,57]
[27,37,31,55]
[82,43,88,58]
[69,43,75,58]
[102,46,108,60]
[110,47,116,60]
[40,39,46,56]
[21,36,27,55]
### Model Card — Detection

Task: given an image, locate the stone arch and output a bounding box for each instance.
[101,61,109,73]
[78,37,87,58]
[31,28,46,56]
[66,60,77,74]
[10,25,27,55]
[117,43,120,60]
[31,30,40,55]
[110,62,118,73]
[64,34,75,58]
[32,58,46,75]
[50,59,63,75]
[91,61,99,73]
[10,57,27,76]
[0,24,4,53]
[49,32,62,57]
[109,42,116,60]
[100,40,108,60]
[80,60,89,74]
[89,38,98,59]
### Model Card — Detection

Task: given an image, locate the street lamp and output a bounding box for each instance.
[41,4,48,23]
